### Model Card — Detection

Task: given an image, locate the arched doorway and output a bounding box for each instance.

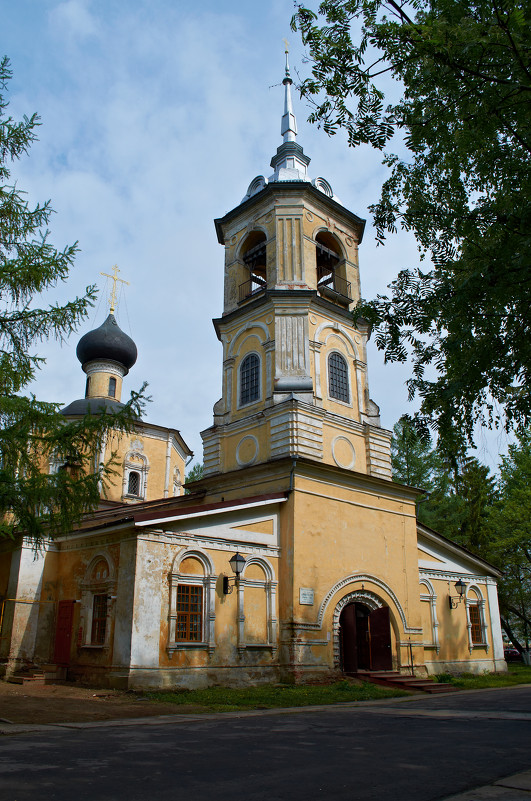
[340,602,392,673]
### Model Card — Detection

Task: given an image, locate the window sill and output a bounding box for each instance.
[167,642,209,651]
[80,644,107,650]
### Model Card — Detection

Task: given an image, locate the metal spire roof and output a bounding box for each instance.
[241,44,340,204]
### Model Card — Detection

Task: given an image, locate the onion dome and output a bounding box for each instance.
[76,313,137,374]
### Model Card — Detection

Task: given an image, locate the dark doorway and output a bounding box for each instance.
[340,602,393,673]
[53,600,75,665]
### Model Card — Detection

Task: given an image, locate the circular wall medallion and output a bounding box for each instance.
[305,211,314,222]
[309,314,317,325]
[265,315,273,325]
[346,236,353,247]
[231,236,237,245]
[264,211,273,222]
[332,436,356,470]
[236,435,259,467]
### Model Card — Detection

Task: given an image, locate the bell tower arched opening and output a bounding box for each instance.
[316,232,351,306]
[239,231,267,302]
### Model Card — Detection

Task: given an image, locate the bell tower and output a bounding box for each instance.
[201,50,391,480]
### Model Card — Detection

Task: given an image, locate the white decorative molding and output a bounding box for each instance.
[332,589,382,668]
[236,435,259,466]
[331,436,356,470]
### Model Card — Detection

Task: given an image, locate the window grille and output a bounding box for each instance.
[469,604,483,644]
[176,585,203,642]
[328,353,349,403]
[108,377,117,398]
[91,594,108,645]
[240,353,260,405]
[128,471,140,496]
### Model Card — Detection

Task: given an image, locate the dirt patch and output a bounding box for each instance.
[0,680,205,725]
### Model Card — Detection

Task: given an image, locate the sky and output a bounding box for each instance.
[3,0,510,470]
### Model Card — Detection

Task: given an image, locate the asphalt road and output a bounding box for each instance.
[1,686,531,801]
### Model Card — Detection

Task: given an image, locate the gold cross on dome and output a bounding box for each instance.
[283,37,290,53]
[100,264,129,314]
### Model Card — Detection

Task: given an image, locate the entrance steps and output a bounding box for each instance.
[7,664,67,686]
[354,670,456,694]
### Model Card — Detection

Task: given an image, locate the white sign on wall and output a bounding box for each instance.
[299,587,315,606]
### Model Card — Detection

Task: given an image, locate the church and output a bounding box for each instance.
[0,54,505,688]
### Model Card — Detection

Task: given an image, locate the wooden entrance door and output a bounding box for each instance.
[368,606,392,670]
[340,602,392,673]
[53,600,75,665]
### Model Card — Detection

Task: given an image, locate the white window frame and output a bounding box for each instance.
[167,549,216,654]
[466,585,489,651]
[79,553,115,649]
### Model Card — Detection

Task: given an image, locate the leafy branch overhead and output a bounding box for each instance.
[0,56,146,543]
[293,0,531,450]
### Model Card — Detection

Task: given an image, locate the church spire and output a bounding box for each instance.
[281,40,297,143]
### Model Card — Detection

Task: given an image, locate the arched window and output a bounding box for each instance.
[85,376,91,397]
[328,352,349,403]
[240,353,260,405]
[80,554,115,648]
[466,587,487,648]
[108,376,117,398]
[127,470,140,496]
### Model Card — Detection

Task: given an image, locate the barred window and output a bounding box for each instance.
[127,471,141,496]
[91,594,108,645]
[328,353,349,403]
[240,353,260,405]
[176,585,203,642]
[469,604,483,644]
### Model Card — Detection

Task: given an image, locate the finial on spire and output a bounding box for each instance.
[100,264,129,314]
[281,39,297,143]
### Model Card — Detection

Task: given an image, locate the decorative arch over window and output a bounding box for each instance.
[123,440,149,501]
[239,352,261,406]
[419,579,440,653]
[238,557,277,655]
[239,231,267,302]
[168,548,216,654]
[79,552,116,648]
[466,585,488,650]
[328,352,350,403]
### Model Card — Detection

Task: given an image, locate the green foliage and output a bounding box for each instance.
[488,431,531,651]
[293,0,531,453]
[390,416,496,539]
[185,462,204,491]
[145,680,407,711]
[434,663,531,688]
[0,57,145,544]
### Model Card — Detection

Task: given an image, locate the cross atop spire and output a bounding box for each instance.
[281,39,297,143]
[100,264,129,314]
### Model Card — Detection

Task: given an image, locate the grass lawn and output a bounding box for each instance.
[145,679,408,713]
[436,662,531,690]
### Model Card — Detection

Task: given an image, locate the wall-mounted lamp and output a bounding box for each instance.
[448,579,466,609]
[223,552,246,594]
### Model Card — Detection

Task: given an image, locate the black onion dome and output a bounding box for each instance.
[76,314,137,372]
[60,397,126,417]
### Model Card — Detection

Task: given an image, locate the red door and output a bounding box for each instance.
[54,600,75,665]
[369,606,392,670]
[340,603,358,673]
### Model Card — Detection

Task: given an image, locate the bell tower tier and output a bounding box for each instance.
[201,55,392,481]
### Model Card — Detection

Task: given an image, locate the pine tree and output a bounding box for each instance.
[0,57,144,544]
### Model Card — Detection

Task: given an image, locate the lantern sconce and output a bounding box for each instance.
[222,552,246,594]
[448,578,467,609]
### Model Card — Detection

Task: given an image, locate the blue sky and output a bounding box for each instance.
[3,0,509,468]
